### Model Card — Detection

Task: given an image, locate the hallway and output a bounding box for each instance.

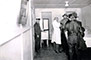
[34,45,67,60]
[34,45,91,60]
[1,0,91,60]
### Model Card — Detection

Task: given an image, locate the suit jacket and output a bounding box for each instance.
[60,18,70,30]
[34,22,41,35]
[66,20,82,35]
[75,20,85,37]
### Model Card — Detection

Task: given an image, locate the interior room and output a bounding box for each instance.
[0,0,91,60]
[33,0,91,60]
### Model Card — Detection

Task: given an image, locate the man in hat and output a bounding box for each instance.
[69,12,85,37]
[34,18,41,54]
[60,14,70,55]
[65,12,85,60]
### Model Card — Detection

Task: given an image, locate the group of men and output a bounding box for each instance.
[61,12,85,60]
[52,12,86,60]
[34,12,86,60]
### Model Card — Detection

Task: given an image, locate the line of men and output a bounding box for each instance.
[34,12,87,60]
[52,12,86,60]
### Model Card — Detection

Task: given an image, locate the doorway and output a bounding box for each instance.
[41,12,52,48]
[41,18,49,48]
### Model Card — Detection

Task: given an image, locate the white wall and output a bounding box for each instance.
[35,8,82,32]
[35,8,81,22]
[0,0,33,60]
[81,4,91,35]
[0,0,22,60]
[0,35,22,60]
[35,8,81,41]
[76,4,91,47]
[0,0,21,45]
[23,29,32,60]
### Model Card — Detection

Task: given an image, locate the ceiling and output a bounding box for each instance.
[33,0,91,8]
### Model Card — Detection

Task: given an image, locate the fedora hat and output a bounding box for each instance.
[62,14,68,17]
[69,12,78,18]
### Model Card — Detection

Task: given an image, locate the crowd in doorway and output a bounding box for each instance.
[34,12,87,60]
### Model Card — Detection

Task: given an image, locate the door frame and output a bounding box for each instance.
[42,18,50,40]
[41,12,52,40]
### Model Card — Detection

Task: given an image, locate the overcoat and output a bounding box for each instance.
[52,20,61,44]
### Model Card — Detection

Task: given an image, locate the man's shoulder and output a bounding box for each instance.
[74,20,81,23]
[76,20,82,26]
[34,22,37,26]
[66,20,71,24]
[67,20,71,22]
[61,18,68,21]
[65,21,71,26]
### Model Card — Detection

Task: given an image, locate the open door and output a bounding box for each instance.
[41,18,49,47]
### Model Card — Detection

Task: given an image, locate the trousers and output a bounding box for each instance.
[35,34,41,53]
[68,34,81,60]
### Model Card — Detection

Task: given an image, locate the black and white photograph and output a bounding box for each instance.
[0,0,91,60]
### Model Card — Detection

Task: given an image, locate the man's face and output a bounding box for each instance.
[36,20,40,23]
[70,15,76,20]
[63,15,68,19]
[56,17,60,22]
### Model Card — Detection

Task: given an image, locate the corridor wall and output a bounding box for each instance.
[35,8,81,40]
[0,0,33,60]
[81,4,91,47]
[81,4,91,35]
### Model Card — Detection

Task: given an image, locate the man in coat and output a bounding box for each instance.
[34,18,41,54]
[65,12,84,60]
[60,14,70,55]
[52,17,62,53]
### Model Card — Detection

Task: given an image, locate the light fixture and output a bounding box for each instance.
[65,1,69,7]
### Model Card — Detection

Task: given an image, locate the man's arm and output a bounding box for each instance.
[64,23,69,40]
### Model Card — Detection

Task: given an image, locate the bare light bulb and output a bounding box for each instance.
[65,1,69,7]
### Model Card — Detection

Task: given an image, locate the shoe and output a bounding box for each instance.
[58,48,63,53]
[59,50,63,53]
[54,50,59,54]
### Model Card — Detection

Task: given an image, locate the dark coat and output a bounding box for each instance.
[34,22,41,53]
[65,20,82,60]
[34,22,41,35]
[66,20,86,50]
[60,18,70,54]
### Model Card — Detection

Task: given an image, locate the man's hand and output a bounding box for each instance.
[65,31,68,40]
[37,35,39,37]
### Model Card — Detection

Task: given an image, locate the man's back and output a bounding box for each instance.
[66,20,81,35]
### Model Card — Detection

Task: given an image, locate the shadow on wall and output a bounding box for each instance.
[17,0,29,27]
[86,26,91,34]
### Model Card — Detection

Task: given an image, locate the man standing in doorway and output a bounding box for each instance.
[34,18,41,54]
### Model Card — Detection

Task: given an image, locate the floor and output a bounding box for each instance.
[34,44,91,60]
[34,45,67,60]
